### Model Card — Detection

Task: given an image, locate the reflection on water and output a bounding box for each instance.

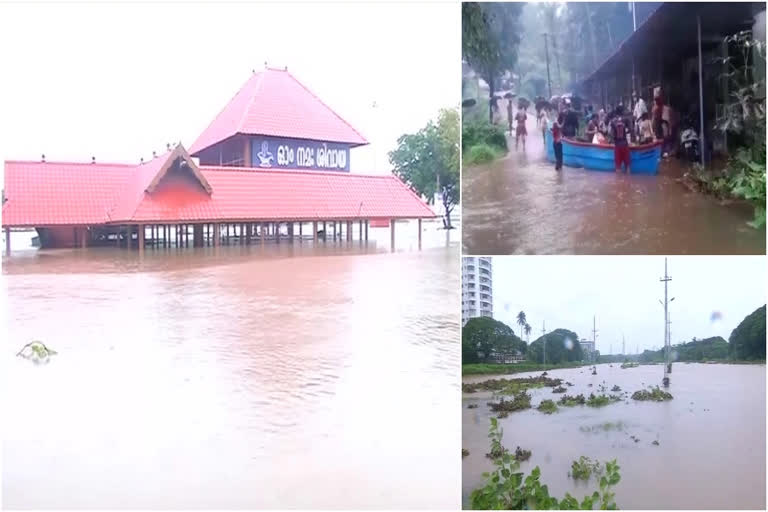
[3,222,460,509]
[462,134,765,254]
[462,363,766,510]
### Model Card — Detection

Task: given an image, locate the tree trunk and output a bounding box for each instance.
[488,74,496,125]
[585,3,598,70]
[443,198,452,229]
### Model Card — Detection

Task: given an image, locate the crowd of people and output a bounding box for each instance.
[494,87,679,174]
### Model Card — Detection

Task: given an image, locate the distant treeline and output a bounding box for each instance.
[598,305,766,363]
[463,305,766,366]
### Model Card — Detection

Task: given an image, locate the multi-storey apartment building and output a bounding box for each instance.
[462,257,493,326]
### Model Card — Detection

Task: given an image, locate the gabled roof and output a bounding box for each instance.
[2,159,435,227]
[189,67,369,156]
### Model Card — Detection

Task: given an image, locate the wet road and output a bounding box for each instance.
[3,222,460,509]
[462,130,765,254]
[462,363,766,509]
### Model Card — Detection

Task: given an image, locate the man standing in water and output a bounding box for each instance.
[507,98,514,135]
[610,105,631,174]
[515,106,528,151]
[552,112,563,171]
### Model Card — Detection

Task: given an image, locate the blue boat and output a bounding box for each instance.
[545,129,662,175]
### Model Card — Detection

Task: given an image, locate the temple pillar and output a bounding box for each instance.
[418,218,422,250]
[194,224,203,247]
[313,221,318,242]
[299,222,303,242]
[260,223,265,246]
[390,219,395,252]
[365,220,369,242]
[138,224,145,255]
[243,137,251,167]
[359,220,363,243]
[5,227,10,256]
[81,227,88,248]
[214,223,220,247]
[322,221,327,241]
[127,225,133,250]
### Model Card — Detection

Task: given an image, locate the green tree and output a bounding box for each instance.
[729,305,766,360]
[463,317,526,364]
[528,328,584,364]
[462,2,524,123]
[516,311,527,339]
[389,108,460,228]
[524,322,532,343]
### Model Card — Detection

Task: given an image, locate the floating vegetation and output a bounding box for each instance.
[463,448,470,457]
[580,421,626,433]
[569,456,603,481]
[467,403,478,409]
[537,399,558,414]
[486,443,508,460]
[16,341,57,364]
[587,383,593,387]
[565,381,574,386]
[591,368,598,375]
[631,386,674,401]
[552,385,567,393]
[488,391,532,417]
[586,393,622,408]
[611,385,622,392]
[515,446,532,461]
[463,375,563,394]
[621,362,639,369]
[652,440,659,446]
[558,393,586,406]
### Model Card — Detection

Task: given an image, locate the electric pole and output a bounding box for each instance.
[542,320,547,365]
[543,33,552,98]
[622,334,625,357]
[660,258,673,386]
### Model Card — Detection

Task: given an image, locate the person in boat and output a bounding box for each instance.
[552,113,564,171]
[562,101,579,138]
[584,114,598,143]
[610,105,631,174]
[515,106,528,150]
[652,87,664,141]
[593,129,608,145]
[507,98,514,135]
[597,108,608,133]
[638,112,654,144]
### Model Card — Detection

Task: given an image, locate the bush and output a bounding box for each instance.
[537,399,558,414]
[462,121,508,152]
[464,144,502,165]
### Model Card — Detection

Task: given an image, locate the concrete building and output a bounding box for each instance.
[462,257,493,326]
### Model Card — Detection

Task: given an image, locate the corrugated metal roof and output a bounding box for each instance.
[189,68,368,156]
[2,155,434,227]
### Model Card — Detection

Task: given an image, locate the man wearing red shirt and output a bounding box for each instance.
[610,106,631,174]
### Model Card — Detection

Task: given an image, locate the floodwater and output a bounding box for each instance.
[462,130,765,254]
[3,220,460,509]
[462,363,766,510]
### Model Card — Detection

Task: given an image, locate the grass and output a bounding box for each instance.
[620,362,639,369]
[631,386,674,401]
[558,393,586,407]
[537,399,559,414]
[464,143,504,165]
[462,361,586,376]
[579,421,626,434]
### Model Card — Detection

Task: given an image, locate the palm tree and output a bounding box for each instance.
[524,323,532,343]
[516,311,527,339]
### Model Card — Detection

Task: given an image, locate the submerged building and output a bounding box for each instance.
[2,67,435,254]
[462,257,493,326]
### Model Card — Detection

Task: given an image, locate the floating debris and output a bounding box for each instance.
[467,404,478,409]
[558,394,586,406]
[621,362,639,369]
[16,341,57,364]
[631,387,673,401]
[486,444,507,460]
[565,381,574,386]
[515,446,532,461]
[462,448,470,458]
[652,440,660,446]
[586,393,622,408]
[463,375,563,394]
[537,399,558,414]
[552,385,567,393]
[611,385,622,392]
[488,391,532,417]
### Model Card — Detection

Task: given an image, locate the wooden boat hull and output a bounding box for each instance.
[545,130,662,175]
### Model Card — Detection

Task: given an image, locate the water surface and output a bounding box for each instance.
[462,363,766,509]
[3,222,460,509]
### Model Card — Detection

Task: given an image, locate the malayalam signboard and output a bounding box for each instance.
[249,136,351,172]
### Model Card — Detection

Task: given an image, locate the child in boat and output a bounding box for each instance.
[593,129,608,145]
[638,112,654,144]
[610,105,631,174]
[584,115,597,142]
[552,113,564,171]
[515,107,528,151]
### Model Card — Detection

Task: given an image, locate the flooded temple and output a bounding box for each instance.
[2,67,435,255]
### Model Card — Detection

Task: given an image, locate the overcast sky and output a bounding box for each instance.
[490,256,766,354]
[0,2,458,179]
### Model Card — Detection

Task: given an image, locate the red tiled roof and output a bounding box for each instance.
[2,153,434,227]
[189,68,368,156]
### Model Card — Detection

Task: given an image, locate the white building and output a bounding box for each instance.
[462,257,493,326]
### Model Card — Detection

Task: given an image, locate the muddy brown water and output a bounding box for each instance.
[462,363,766,510]
[3,222,460,509]
[462,131,765,254]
